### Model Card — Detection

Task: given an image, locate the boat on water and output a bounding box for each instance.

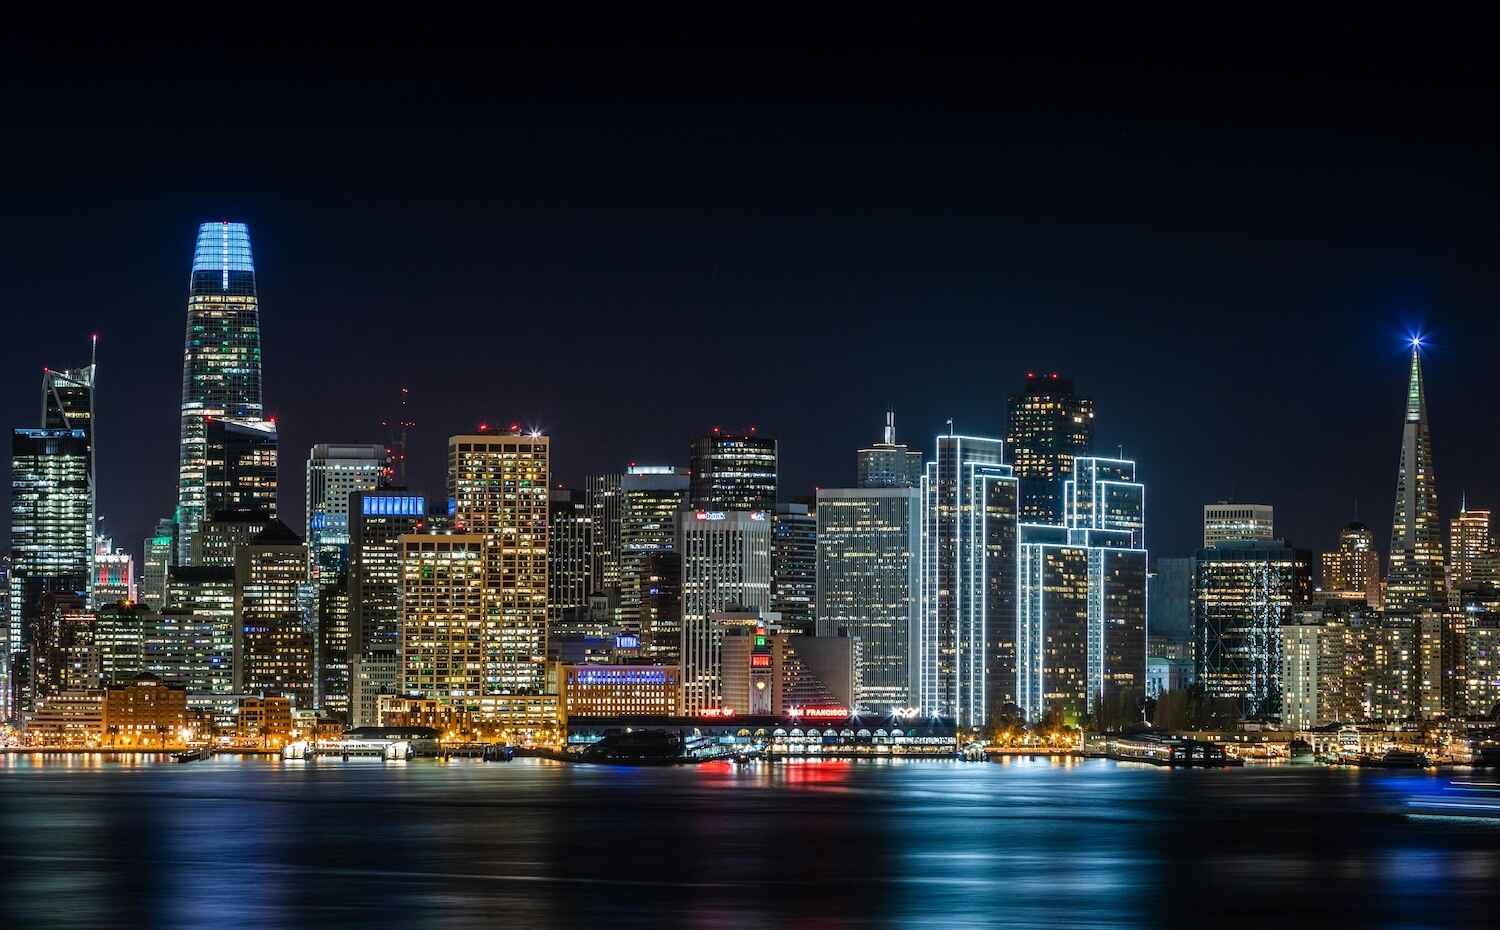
[1375,749,1432,768]
[171,746,212,763]
[579,729,690,764]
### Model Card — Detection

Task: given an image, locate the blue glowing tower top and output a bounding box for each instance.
[176,221,266,562]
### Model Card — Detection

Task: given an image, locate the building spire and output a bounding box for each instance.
[884,407,895,445]
[1405,341,1426,423]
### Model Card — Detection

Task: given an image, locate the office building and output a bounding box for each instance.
[449,430,550,698]
[141,518,175,608]
[92,537,135,608]
[400,534,486,712]
[585,473,623,595]
[771,502,817,635]
[234,521,313,708]
[10,426,92,695]
[41,357,96,600]
[1321,521,1383,608]
[1194,539,1313,719]
[348,490,427,656]
[557,664,680,718]
[856,410,923,489]
[204,417,278,519]
[305,443,387,587]
[1386,343,1447,612]
[722,621,857,716]
[1450,505,1499,590]
[619,466,690,631]
[163,566,236,693]
[1203,502,1275,548]
[689,430,777,512]
[919,434,1018,726]
[1148,557,1195,646]
[548,488,592,623]
[1006,374,1093,524]
[318,581,352,717]
[176,221,266,563]
[678,510,773,713]
[638,552,682,662]
[815,486,920,711]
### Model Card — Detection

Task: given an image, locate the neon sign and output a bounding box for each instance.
[790,707,848,719]
[697,708,736,718]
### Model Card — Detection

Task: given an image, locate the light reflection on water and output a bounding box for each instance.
[1,755,1496,928]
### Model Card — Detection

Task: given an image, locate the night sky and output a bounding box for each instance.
[3,28,1495,564]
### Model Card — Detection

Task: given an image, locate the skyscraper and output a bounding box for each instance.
[449,429,550,698]
[203,417,278,519]
[619,466,690,631]
[1203,502,1275,548]
[771,502,817,635]
[233,521,313,708]
[141,518,175,608]
[918,434,1017,726]
[815,486,920,711]
[42,356,96,597]
[305,443,387,587]
[176,221,264,563]
[690,430,777,512]
[856,410,923,489]
[1321,521,1382,608]
[678,509,772,713]
[1386,342,1446,613]
[1194,539,1313,719]
[1006,374,1093,524]
[548,487,592,623]
[348,490,427,656]
[585,473,623,595]
[1450,505,1498,590]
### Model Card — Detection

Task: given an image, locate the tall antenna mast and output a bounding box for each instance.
[884,407,895,445]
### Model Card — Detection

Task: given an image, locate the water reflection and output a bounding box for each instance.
[1,756,1496,928]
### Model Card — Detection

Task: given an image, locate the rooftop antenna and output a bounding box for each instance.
[946,417,954,437]
[380,387,415,487]
[884,407,895,445]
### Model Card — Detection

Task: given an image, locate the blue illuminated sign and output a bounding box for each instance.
[362,495,426,517]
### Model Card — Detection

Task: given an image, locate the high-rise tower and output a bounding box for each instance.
[176,221,263,563]
[690,430,777,512]
[1386,342,1446,613]
[1006,374,1093,524]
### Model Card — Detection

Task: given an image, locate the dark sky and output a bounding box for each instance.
[3,26,1496,563]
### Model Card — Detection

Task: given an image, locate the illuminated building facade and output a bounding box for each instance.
[29,592,94,703]
[1203,502,1275,548]
[102,674,188,748]
[639,551,682,662]
[177,221,265,564]
[918,434,1017,727]
[10,426,92,705]
[771,503,817,635]
[1321,521,1382,608]
[548,488,592,623]
[815,486,920,711]
[204,417,278,519]
[1386,344,1446,613]
[348,491,427,655]
[557,664,680,718]
[620,466,689,631]
[856,410,923,489]
[1450,505,1498,589]
[400,534,486,712]
[722,623,856,716]
[234,521,313,708]
[163,566,235,692]
[690,431,777,512]
[1006,374,1093,524]
[141,518,175,608]
[585,473,623,595]
[1194,539,1313,719]
[92,537,135,607]
[678,510,772,713]
[305,443,387,587]
[448,430,550,697]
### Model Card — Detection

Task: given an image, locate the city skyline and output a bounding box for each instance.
[4,37,1497,568]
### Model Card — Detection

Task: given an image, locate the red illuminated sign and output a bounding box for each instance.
[750,655,770,668]
[792,707,849,719]
[697,708,736,718]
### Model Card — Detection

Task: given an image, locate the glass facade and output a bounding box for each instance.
[690,432,777,513]
[177,221,264,563]
[678,511,772,714]
[815,488,920,711]
[305,444,387,589]
[1006,374,1094,525]
[619,467,690,633]
[349,490,427,655]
